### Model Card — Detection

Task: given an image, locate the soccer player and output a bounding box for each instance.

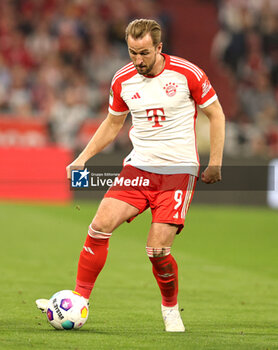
[36,19,225,332]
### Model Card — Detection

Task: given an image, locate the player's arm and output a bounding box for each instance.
[66,112,128,179]
[201,99,225,184]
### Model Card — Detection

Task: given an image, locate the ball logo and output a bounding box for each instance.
[47,308,54,321]
[60,298,73,311]
[163,82,178,97]
[52,298,64,320]
[81,306,88,318]
[73,291,81,296]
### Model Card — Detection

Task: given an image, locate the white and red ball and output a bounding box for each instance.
[46,290,89,330]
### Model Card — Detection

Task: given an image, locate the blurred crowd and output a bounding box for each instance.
[212,0,278,157]
[0,0,170,148]
[1,0,277,159]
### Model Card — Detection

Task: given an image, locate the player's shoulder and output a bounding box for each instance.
[167,55,204,82]
[111,62,137,87]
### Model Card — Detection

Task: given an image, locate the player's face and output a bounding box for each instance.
[127,34,162,76]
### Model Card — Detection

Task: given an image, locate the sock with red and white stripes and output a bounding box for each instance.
[75,226,111,299]
[147,247,178,307]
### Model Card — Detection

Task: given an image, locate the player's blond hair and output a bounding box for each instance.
[125,19,162,47]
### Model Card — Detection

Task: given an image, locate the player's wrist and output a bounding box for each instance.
[208,157,222,167]
[75,153,91,165]
[207,163,222,168]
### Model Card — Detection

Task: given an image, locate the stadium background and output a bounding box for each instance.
[0,1,278,349]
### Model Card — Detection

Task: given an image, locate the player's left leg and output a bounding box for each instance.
[145,174,197,331]
[146,223,178,306]
[146,222,184,332]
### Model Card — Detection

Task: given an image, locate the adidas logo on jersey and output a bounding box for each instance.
[131,92,141,99]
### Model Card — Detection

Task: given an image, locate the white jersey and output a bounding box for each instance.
[108,53,217,175]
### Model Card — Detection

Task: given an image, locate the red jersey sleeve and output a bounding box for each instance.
[187,67,217,108]
[108,79,129,116]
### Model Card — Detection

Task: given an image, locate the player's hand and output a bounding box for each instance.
[201,166,221,184]
[66,160,85,180]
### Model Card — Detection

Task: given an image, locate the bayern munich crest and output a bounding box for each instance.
[163,82,178,97]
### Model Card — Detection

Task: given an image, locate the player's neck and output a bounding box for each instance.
[148,54,165,77]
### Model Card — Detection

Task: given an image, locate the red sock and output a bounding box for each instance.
[75,235,109,299]
[149,254,178,307]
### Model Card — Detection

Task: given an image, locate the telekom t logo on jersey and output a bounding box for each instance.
[146,108,165,128]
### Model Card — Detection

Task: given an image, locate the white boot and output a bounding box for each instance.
[35,299,49,313]
[161,304,185,332]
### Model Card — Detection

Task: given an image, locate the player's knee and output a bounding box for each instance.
[92,214,114,232]
[88,221,112,239]
[146,247,171,258]
[147,223,178,247]
[91,207,118,233]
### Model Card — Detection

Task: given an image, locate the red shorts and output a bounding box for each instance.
[104,165,197,233]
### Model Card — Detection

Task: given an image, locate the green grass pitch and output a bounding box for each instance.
[0,201,277,350]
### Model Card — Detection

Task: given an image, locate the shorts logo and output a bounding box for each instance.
[71,168,90,188]
[163,82,178,97]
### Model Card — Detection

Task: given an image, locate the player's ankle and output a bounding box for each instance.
[162,303,178,309]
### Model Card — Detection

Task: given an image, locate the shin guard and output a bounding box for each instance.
[147,247,178,307]
[75,225,112,299]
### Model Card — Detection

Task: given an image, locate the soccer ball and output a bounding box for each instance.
[46,290,89,330]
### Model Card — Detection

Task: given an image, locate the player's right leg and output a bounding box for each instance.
[36,198,139,312]
[75,197,140,299]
